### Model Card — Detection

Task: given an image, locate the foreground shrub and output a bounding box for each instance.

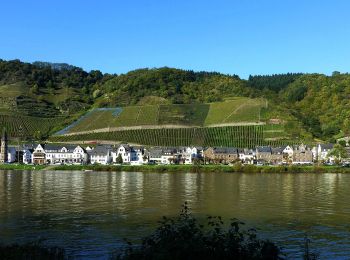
[116,203,282,260]
[0,242,65,260]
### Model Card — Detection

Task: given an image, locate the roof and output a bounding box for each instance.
[272,147,284,154]
[213,147,238,154]
[320,143,334,150]
[147,148,163,158]
[44,144,63,151]
[88,146,111,156]
[118,144,131,151]
[256,146,272,153]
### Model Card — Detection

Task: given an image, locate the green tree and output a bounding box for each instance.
[328,144,348,162]
[116,154,123,164]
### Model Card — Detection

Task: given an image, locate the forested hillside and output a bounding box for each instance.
[0,58,349,142]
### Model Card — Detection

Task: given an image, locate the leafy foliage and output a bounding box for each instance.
[248,73,303,92]
[96,67,253,106]
[116,203,282,260]
[0,242,65,260]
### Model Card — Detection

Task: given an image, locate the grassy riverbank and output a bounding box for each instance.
[0,164,47,170]
[1,164,350,173]
[49,164,350,173]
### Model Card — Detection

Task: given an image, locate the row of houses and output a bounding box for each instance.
[0,142,342,166]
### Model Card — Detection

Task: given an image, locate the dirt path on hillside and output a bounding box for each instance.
[60,122,266,136]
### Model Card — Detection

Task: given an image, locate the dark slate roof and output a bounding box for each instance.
[21,144,36,150]
[147,148,163,158]
[256,146,272,153]
[44,144,62,151]
[244,148,254,155]
[213,147,238,154]
[88,146,111,156]
[272,147,284,154]
[320,143,334,150]
[118,144,131,151]
[162,147,177,154]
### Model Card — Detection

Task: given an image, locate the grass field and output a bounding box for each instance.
[204,98,265,125]
[61,98,268,134]
[51,124,292,148]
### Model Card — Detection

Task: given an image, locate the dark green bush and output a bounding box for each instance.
[115,203,282,260]
[0,242,65,260]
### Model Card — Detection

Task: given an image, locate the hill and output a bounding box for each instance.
[1,58,350,144]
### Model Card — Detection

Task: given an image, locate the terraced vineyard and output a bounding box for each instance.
[0,114,62,138]
[60,97,267,134]
[50,124,292,148]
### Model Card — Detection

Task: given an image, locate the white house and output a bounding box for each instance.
[112,144,132,163]
[88,145,112,165]
[238,148,255,164]
[32,144,46,165]
[31,144,88,165]
[313,143,334,162]
[282,145,293,158]
[44,145,87,165]
[112,144,145,164]
[160,148,178,164]
[23,149,33,164]
[147,148,163,164]
[7,147,17,163]
[181,146,202,165]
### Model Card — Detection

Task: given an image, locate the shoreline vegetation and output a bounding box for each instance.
[1,163,350,173]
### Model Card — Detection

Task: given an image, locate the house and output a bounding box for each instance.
[112,144,132,163]
[88,145,112,165]
[44,145,87,165]
[112,144,145,164]
[203,147,238,164]
[292,144,313,164]
[32,144,88,165]
[147,148,163,164]
[270,147,284,165]
[23,148,33,164]
[160,147,178,164]
[283,145,293,158]
[7,147,17,163]
[238,148,255,164]
[255,146,272,164]
[132,146,146,164]
[32,144,46,165]
[180,146,203,165]
[313,143,334,162]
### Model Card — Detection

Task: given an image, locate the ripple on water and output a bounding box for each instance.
[1,171,350,258]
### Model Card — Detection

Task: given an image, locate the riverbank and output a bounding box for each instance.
[1,164,350,173]
[0,164,47,170]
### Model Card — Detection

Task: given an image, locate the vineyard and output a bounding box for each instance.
[0,114,64,139]
[60,98,267,134]
[50,124,293,148]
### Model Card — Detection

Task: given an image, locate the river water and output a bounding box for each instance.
[0,170,349,259]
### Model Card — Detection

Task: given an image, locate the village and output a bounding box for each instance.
[0,129,349,166]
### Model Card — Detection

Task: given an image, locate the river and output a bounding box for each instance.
[0,170,349,259]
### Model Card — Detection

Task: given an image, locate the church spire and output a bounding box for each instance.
[0,127,8,163]
[2,128,7,142]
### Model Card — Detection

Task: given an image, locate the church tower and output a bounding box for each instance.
[0,128,8,163]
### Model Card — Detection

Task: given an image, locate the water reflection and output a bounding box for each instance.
[1,171,350,258]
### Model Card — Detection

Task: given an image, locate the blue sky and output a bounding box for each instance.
[1,0,349,78]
